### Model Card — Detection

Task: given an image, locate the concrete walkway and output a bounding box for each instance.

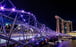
[58,40,76,47]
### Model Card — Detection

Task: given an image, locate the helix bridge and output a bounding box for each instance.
[0,0,73,47]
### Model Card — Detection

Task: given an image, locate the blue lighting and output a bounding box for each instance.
[23,19,25,21]
[5,23,9,26]
[41,38,44,40]
[20,15,23,17]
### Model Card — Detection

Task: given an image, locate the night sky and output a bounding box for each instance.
[11,0,76,31]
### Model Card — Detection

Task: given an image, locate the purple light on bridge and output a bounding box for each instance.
[21,10,25,13]
[20,15,23,17]
[36,42,39,45]
[27,12,31,14]
[12,8,16,11]
[23,19,25,21]
[0,6,4,10]
[32,38,35,41]
[31,13,34,16]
